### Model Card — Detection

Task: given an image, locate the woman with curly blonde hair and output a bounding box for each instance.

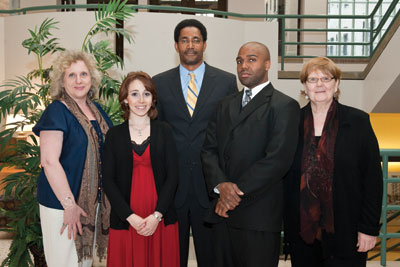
[33,50,112,267]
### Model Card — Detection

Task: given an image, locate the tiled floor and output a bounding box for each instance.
[1,232,400,267]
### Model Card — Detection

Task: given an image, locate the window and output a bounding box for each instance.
[327,0,400,57]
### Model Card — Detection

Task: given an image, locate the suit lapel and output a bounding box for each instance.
[167,67,191,119]
[192,63,215,119]
[229,83,274,131]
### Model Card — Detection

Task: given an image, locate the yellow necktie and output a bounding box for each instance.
[187,73,198,116]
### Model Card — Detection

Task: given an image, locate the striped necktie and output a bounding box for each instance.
[187,72,198,116]
[242,89,252,107]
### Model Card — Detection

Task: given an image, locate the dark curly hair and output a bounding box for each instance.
[174,19,207,43]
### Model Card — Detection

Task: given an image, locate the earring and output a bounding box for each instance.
[305,94,309,100]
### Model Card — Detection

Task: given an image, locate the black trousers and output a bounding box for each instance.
[213,221,281,267]
[176,192,213,267]
[290,234,367,267]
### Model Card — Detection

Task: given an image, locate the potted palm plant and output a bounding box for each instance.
[0,1,133,266]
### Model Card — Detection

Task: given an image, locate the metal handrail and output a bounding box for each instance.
[0,2,398,70]
[280,0,400,70]
[379,149,400,266]
[368,210,400,260]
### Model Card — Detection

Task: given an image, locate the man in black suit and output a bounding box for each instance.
[153,19,237,267]
[201,42,300,267]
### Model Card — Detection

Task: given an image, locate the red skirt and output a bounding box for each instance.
[107,146,180,267]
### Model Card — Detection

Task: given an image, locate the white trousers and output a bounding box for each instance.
[39,204,94,267]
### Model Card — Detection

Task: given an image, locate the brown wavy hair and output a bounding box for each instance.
[119,71,158,120]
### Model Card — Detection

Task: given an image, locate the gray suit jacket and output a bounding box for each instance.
[201,83,300,231]
[153,63,238,209]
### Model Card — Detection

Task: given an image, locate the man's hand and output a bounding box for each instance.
[215,198,229,218]
[218,182,244,211]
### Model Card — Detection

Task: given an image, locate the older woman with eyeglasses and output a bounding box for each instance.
[283,57,383,267]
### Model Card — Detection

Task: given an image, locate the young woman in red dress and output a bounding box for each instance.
[102,71,180,267]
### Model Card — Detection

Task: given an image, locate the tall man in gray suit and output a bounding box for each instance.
[153,19,237,267]
[201,42,300,267]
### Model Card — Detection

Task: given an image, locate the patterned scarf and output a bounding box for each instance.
[62,93,110,262]
[299,100,338,244]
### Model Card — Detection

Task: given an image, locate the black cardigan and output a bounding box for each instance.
[102,120,178,229]
[284,102,383,258]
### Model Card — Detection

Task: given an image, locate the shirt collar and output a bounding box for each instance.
[244,80,270,98]
[179,62,206,82]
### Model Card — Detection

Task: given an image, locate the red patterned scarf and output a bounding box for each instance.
[299,100,338,244]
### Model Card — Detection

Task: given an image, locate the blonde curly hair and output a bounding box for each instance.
[49,50,102,100]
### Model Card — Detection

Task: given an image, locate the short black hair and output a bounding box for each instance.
[174,19,208,43]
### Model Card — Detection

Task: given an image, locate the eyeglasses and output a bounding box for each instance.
[307,76,334,83]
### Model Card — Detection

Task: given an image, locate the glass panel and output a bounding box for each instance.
[383,19,391,31]
[341,3,353,15]
[382,3,390,14]
[353,45,364,56]
[372,17,381,30]
[285,45,298,56]
[355,3,367,15]
[369,3,377,14]
[329,3,340,15]
[328,18,339,29]
[341,18,352,29]
[328,32,339,42]
[354,19,367,29]
[354,32,364,42]
[341,32,352,56]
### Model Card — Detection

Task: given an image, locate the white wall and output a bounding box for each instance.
[228,0,266,14]
[363,24,400,112]
[3,11,114,79]
[123,12,278,86]
[20,0,59,8]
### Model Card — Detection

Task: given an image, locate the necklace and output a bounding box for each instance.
[130,122,149,136]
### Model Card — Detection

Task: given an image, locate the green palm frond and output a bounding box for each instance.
[22,18,64,57]
[82,0,134,56]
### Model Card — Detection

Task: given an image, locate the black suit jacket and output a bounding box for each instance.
[201,83,300,231]
[102,120,178,230]
[153,63,238,209]
[284,103,383,257]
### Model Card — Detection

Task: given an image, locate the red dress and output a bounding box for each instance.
[107,145,180,267]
